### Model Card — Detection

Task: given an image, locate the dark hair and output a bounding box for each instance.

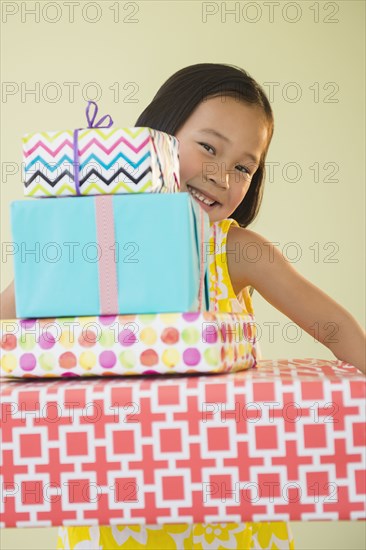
[135,62,274,229]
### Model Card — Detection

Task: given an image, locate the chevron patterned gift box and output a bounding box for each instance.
[22,102,180,197]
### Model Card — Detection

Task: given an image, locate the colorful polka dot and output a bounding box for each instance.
[1,334,17,351]
[59,352,77,370]
[39,332,56,350]
[39,318,56,327]
[140,349,159,367]
[99,315,117,326]
[202,324,218,344]
[162,348,180,368]
[78,329,97,348]
[78,317,97,327]
[182,312,200,322]
[238,343,246,357]
[117,315,136,324]
[19,333,36,351]
[20,353,36,371]
[243,322,255,344]
[1,353,17,373]
[39,352,56,371]
[140,327,157,346]
[204,347,219,366]
[79,351,96,370]
[99,350,117,369]
[100,329,115,348]
[59,330,76,349]
[119,350,136,369]
[236,324,244,342]
[118,329,137,347]
[183,348,201,367]
[137,314,156,325]
[226,347,234,363]
[202,311,216,321]
[161,327,179,345]
[181,327,199,345]
[161,313,180,325]
[20,319,37,329]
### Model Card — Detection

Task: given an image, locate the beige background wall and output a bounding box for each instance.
[1,0,365,548]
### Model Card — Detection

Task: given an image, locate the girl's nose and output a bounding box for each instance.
[217,176,230,189]
[208,162,231,189]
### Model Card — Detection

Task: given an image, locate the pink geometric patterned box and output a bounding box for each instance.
[0,359,365,527]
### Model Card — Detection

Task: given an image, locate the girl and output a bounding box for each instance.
[56,62,365,550]
[2,63,365,549]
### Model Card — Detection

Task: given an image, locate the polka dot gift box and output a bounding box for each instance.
[0,311,258,378]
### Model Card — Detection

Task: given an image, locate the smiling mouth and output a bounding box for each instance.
[186,185,222,207]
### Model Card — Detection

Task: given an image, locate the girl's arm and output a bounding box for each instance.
[227,227,366,375]
[0,280,16,320]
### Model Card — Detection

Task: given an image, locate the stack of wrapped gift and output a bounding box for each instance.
[1,103,365,529]
[1,101,259,378]
[0,359,365,527]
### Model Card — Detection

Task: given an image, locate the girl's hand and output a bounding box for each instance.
[0,280,16,320]
[227,227,366,375]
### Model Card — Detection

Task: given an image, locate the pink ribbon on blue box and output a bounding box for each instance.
[72,101,117,314]
[94,195,207,315]
[94,195,119,314]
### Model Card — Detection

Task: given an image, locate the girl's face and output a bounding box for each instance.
[175,95,269,222]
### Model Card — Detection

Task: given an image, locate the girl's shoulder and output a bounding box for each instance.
[224,221,270,294]
[210,217,279,294]
[226,221,265,246]
[211,217,261,241]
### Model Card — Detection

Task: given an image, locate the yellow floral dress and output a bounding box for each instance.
[56,218,295,550]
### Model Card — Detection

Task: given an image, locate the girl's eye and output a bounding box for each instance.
[199,142,252,177]
[199,142,215,154]
[236,165,251,176]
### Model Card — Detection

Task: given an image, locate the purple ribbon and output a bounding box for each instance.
[73,101,114,195]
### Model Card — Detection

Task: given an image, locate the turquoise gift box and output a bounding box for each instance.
[10,193,210,318]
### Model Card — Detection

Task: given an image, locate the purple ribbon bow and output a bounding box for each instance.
[73,101,114,195]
